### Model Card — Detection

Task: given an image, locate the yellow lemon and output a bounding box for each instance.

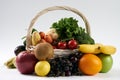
[35,61,50,76]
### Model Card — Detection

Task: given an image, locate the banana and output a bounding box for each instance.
[32,31,41,46]
[78,44,102,54]
[4,57,16,69]
[94,43,104,54]
[100,45,116,55]
[78,44,116,55]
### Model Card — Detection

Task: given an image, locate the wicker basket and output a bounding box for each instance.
[25,6,91,56]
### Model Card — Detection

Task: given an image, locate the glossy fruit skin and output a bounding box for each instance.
[97,54,113,73]
[79,54,102,75]
[35,61,50,76]
[100,45,116,55]
[58,41,67,49]
[14,45,26,56]
[47,52,83,77]
[16,51,38,74]
[68,40,77,49]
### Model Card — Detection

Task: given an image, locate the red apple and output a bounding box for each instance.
[16,51,38,74]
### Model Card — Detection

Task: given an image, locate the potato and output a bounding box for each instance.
[46,28,58,40]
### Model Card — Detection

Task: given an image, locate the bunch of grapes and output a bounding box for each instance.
[47,51,84,77]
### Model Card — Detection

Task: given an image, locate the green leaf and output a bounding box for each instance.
[51,17,95,44]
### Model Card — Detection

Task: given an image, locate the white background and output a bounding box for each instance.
[0,0,120,80]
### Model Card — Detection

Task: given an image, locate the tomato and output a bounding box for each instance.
[58,41,67,49]
[68,39,77,49]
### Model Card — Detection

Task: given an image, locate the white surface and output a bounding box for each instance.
[0,65,120,80]
[0,0,120,80]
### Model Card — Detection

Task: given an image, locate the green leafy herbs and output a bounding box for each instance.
[51,17,95,44]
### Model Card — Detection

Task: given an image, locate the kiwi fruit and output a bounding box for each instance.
[34,43,54,60]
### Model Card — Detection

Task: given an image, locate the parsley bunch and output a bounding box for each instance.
[51,17,94,44]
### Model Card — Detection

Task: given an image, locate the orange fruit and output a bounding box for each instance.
[79,54,102,75]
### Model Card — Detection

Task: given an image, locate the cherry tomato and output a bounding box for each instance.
[58,41,67,49]
[68,39,77,49]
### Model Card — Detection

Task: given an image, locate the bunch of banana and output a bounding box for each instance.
[32,31,41,46]
[78,43,116,55]
[4,57,16,69]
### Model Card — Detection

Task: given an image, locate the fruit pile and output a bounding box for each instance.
[4,17,116,77]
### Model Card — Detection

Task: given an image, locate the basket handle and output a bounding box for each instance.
[26,6,91,50]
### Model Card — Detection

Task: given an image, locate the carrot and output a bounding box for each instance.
[44,35,53,43]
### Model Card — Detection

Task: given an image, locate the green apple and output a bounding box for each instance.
[97,53,113,73]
